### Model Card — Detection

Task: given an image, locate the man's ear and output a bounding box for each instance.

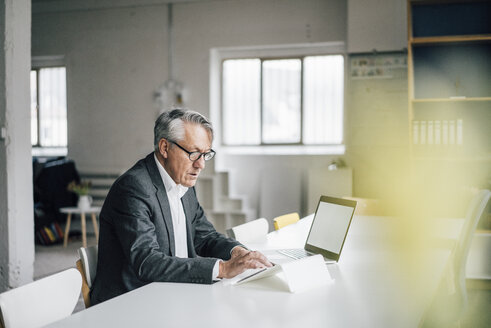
[158,139,170,158]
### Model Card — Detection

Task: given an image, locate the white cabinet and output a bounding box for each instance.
[307,168,352,214]
[347,0,407,53]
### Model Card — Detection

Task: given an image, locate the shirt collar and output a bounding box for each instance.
[154,153,188,198]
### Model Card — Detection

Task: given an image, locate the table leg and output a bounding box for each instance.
[63,213,72,248]
[81,212,87,248]
[91,213,99,242]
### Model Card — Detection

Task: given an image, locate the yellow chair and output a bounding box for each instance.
[273,212,300,230]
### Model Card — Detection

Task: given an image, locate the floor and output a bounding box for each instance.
[460,288,491,328]
[34,234,98,313]
[34,236,491,325]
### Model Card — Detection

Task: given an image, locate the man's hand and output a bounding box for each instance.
[230,246,249,259]
[218,247,272,279]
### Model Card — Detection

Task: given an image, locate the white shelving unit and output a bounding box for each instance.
[195,172,254,234]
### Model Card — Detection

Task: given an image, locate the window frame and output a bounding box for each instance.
[31,56,68,156]
[259,56,303,146]
[211,42,347,155]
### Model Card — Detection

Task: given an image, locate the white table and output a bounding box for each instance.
[59,207,101,248]
[46,215,461,328]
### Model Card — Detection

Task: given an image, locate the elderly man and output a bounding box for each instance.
[91,109,271,305]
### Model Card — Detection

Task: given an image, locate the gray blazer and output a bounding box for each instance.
[90,153,241,305]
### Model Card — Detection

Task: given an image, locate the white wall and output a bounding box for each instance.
[33,5,169,172]
[346,65,409,213]
[173,0,347,218]
[173,0,346,114]
[32,0,409,219]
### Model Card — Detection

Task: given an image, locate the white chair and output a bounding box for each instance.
[76,245,98,308]
[226,218,269,244]
[0,268,81,328]
[423,189,491,327]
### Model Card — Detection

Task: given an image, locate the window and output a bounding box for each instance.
[222,54,344,146]
[30,66,68,149]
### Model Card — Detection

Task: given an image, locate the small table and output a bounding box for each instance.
[59,206,101,248]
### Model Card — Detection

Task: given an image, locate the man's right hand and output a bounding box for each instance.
[218,249,272,279]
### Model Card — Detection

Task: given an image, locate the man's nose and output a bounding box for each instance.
[193,155,205,169]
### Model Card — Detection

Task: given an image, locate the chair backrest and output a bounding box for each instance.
[0,268,81,328]
[423,189,491,327]
[77,246,98,288]
[273,212,300,230]
[226,218,269,244]
[76,246,98,308]
[453,189,491,296]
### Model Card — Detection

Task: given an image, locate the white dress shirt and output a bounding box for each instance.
[154,155,221,279]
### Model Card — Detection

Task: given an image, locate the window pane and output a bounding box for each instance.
[39,67,67,147]
[262,59,301,144]
[303,55,344,144]
[30,71,38,146]
[222,59,261,145]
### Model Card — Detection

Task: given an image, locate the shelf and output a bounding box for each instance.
[413,155,491,162]
[411,97,491,103]
[412,43,491,99]
[411,1,491,38]
[411,35,491,45]
[408,1,491,219]
[351,75,394,80]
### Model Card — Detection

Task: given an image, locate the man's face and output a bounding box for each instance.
[160,122,211,187]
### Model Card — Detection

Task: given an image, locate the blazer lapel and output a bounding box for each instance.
[181,191,196,257]
[144,153,175,256]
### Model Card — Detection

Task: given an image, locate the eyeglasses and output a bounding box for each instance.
[169,140,216,161]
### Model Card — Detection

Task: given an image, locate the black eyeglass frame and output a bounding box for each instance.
[169,140,216,161]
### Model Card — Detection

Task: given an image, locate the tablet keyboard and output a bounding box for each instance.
[277,248,313,260]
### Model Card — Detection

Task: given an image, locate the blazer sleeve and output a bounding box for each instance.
[105,174,218,284]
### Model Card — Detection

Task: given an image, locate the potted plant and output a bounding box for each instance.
[67,180,92,209]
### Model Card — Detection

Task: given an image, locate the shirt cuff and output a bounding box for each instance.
[212,260,222,281]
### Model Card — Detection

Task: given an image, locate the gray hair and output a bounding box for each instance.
[154,108,214,150]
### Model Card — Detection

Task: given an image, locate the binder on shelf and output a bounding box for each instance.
[420,121,426,145]
[36,230,47,245]
[43,226,55,242]
[449,120,456,145]
[442,120,449,145]
[54,222,64,239]
[427,121,434,145]
[456,119,463,145]
[50,223,60,240]
[412,121,419,145]
[434,120,441,145]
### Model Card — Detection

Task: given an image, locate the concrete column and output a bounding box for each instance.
[0,0,34,291]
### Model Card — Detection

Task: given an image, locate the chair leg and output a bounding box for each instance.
[81,213,87,248]
[63,213,72,247]
[91,213,99,242]
[76,259,91,308]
